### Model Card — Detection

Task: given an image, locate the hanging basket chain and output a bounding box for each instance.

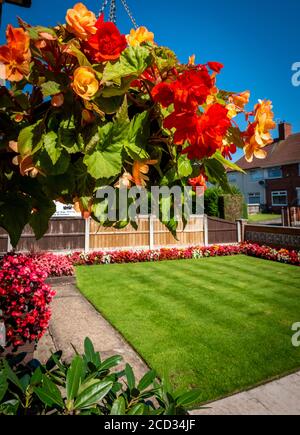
[98,0,138,28]
[109,0,117,23]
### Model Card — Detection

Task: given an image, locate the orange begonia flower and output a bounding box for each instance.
[0,25,31,82]
[114,172,134,189]
[244,100,276,163]
[230,91,250,110]
[132,160,158,187]
[72,66,99,100]
[73,197,92,219]
[126,26,154,47]
[66,3,97,41]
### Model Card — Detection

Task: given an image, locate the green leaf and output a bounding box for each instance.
[36,149,70,176]
[125,364,135,390]
[68,43,92,67]
[18,121,43,156]
[177,155,193,178]
[0,372,8,402]
[83,122,126,179]
[34,375,64,408]
[213,150,245,173]
[128,404,146,415]
[44,131,61,165]
[58,117,81,154]
[226,126,246,149]
[100,355,123,372]
[176,389,202,407]
[94,95,124,115]
[29,198,56,240]
[110,396,126,415]
[41,81,63,97]
[137,370,156,391]
[74,380,113,410]
[103,46,152,83]
[0,193,32,247]
[203,158,231,192]
[124,112,150,160]
[84,338,101,368]
[66,355,84,402]
[3,360,24,392]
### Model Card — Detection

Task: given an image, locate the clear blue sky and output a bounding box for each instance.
[1,0,300,160]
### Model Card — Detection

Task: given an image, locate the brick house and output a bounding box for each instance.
[227,122,300,212]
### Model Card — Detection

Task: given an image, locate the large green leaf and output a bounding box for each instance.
[102,46,152,83]
[74,380,113,410]
[203,157,231,193]
[58,117,82,154]
[177,155,193,178]
[44,131,61,165]
[18,121,43,156]
[0,193,32,247]
[34,375,64,408]
[66,355,84,402]
[29,198,56,240]
[137,370,156,391]
[124,112,150,160]
[83,122,126,179]
[125,364,135,390]
[176,389,202,407]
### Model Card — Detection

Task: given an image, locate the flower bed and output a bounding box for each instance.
[241,243,300,266]
[30,253,74,277]
[68,243,300,267]
[0,254,56,348]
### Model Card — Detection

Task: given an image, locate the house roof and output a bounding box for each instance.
[229,132,300,172]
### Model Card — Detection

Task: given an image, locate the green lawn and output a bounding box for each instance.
[248,213,281,223]
[76,256,300,405]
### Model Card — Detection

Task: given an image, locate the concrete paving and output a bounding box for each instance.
[38,282,148,381]
[191,371,300,415]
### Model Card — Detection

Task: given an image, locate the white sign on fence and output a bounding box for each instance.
[53,202,81,218]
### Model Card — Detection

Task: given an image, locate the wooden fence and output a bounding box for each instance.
[207,216,240,245]
[0,215,204,254]
[282,207,300,227]
[244,224,300,251]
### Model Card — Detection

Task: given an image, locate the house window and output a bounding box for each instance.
[250,170,263,182]
[248,193,261,205]
[228,173,237,183]
[272,191,288,206]
[267,167,282,179]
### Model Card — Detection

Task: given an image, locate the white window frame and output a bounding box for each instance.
[272,191,288,207]
[248,193,261,205]
[267,167,282,180]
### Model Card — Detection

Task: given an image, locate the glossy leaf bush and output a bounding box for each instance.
[0,337,202,415]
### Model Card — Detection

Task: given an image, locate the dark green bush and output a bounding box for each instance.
[0,338,201,415]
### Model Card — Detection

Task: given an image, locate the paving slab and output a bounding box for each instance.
[47,283,149,381]
[191,371,300,415]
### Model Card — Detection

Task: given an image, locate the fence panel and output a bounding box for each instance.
[153,216,204,248]
[245,224,300,250]
[0,227,8,254]
[208,217,239,244]
[15,218,85,252]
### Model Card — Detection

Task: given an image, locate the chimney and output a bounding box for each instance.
[278,122,292,140]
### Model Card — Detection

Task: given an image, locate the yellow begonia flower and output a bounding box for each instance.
[126,27,154,47]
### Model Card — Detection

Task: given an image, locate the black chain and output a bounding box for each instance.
[98,0,138,28]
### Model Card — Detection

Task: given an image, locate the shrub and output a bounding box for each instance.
[0,254,55,349]
[204,187,221,217]
[0,338,201,415]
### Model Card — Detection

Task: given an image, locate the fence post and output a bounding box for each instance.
[238,219,247,242]
[7,235,12,253]
[149,215,154,250]
[84,218,90,253]
[203,215,209,246]
[236,220,242,243]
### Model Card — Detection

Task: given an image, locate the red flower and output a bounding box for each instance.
[188,173,208,192]
[86,14,127,62]
[151,82,174,107]
[222,143,237,160]
[152,67,213,112]
[208,62,224,73]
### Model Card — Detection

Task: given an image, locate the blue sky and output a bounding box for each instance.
[1,0,300,160]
